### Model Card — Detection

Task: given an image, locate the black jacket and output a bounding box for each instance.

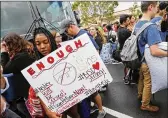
[1,51,35,99]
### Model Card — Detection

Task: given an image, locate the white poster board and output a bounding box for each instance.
[22,33,113,114]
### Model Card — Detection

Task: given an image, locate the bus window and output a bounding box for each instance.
[1,2,33,38]
[31,1,77,32]
[1,1,77,39]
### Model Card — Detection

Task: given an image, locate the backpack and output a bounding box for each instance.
[107,30,116,43]
[120,22,154,69]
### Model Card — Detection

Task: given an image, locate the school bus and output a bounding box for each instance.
[1,1,78,40]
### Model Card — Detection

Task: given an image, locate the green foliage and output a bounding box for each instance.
[72,1,118,26]
[129,2,142,19]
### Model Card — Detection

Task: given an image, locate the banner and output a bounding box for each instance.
[21,33,113,114]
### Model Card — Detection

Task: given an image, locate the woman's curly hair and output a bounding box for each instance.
[2,33,36,58]
[2,33,27,56]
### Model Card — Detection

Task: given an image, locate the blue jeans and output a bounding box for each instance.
[111,42,117,56]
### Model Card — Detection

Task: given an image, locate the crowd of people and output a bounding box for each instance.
[1,1,168,118]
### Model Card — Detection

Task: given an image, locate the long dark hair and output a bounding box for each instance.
[33,27,58,59]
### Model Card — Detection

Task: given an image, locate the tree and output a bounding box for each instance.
[129,2,142,19]
[72,1,118,26]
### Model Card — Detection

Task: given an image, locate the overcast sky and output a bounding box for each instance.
[114,2,141,12]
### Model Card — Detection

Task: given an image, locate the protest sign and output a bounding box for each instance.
[21,33,113,114]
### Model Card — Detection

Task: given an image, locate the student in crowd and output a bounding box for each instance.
[1,66,10,94]
[51,30,63,47]
[151,1,168,41]
[102,24,108,33]
[127,15,136,32]
[112,21,119,32]
[117,14,131,51]
[106,24,119,62]
[117,14,132,84]
[28,27,79,118]
[60,19,106,118]
[106,24,117,43]
[89,25,106,53]
[1,65,21,118]
[135,1,168,112]
[1,33,36,117]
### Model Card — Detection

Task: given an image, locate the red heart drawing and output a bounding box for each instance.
[92,62,100,70]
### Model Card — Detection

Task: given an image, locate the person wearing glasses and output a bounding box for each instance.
[51,30,63,47]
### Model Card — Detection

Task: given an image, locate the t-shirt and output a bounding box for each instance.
[117,27,131,50]
[151,16,167,41]
[134,20,162,56]
[74,29,100,50]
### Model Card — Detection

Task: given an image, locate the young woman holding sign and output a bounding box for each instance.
[29,27,80,118]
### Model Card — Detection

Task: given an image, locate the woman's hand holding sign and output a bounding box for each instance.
[40,98,62,118]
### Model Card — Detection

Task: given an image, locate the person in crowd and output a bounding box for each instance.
[106,24,120,63]
[89,25,108,92]
[24,40,36,59]
[89,25,106,53]
[106,24,117,43]
[1,66,10,94]
[151,1,168,41]
[60,19,106,118]
[117,14,132,84]
[28,27,79,118]
[102,24,108,33]
[1,65,21,118]
[51,30,63,47]
[112,21,119,32]
[135,1,168,112]
[1,33,36,117]
[117,14,131,51]
[127,15,136,32]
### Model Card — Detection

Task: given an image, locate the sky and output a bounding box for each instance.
[114,2,141,12]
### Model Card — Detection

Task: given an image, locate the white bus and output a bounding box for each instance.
[1,1,78,40]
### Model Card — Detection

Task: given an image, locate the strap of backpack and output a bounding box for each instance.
[135,22,154,40]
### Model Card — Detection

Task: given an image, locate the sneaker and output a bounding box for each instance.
[112,60,122,64]
[90,108,99,114]
[130,82,137,85]
[124,79,130,85]
[97,109,106,118]
[99,87,107,92]
[141,105,159,112]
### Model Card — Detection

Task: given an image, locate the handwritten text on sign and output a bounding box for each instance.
[21,33,113,114]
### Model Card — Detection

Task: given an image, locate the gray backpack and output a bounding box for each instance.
[120,22,154,69]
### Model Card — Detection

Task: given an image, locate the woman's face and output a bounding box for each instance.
[89,27,97,36]
[35,33,51,56]
[55,33,62,44]
[131,16,136,23]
